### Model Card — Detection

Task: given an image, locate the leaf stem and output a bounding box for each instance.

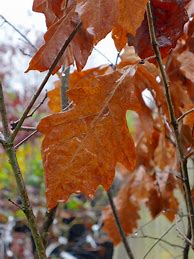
[146,0,194,247]
[107,190,134,259]
[11,22,82,142]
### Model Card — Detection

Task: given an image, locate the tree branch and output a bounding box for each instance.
[11,91,47,131]
[11,22,82,142]
[41,206,57,245]
[14,130,38,149]
[0,82,46,258]
[177,108,194,122]
[146,1,194,248]
[0,14,37,51]
[61,66,70,110]
[107,190,134,259]
[143,223,176,259]
[0,82,10,139]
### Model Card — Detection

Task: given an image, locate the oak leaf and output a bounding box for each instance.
[26,7,93,73]
[130,0,189,60]
[75,0,118,43]
[38,66,138,209]
[112,0,148,51]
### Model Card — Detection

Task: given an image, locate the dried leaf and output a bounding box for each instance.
[117,0,148,36]
[26,8,93,73]
[131,0,189,59]
[38,67,138,209]
[75,0,118,43]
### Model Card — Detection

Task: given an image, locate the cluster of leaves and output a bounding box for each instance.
[25,0,194,244]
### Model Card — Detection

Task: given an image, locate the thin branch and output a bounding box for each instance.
[146,1,194,246]
[19,126,37,131]
[132,234,184,249]
[11,22,82,141]
[107,190,134,259]
[11,91,47,130]
[115,51,121,67]
[184,150,194,161]
[93,46,115,67]
[183,224,191,259]
[0,82,10,139]
[41,206,57,245]
[176,226,193,247]
[8,198,22,210]
[143,223,176,259]
[177,108,194,122]
[0,83,46,258]
[61,66,70,110]
[0,15,37,51]
[14,130,38,149]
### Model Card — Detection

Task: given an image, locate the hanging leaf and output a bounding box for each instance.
[75,0,118,43]
[38,66,138,209]
[130,0,189,59]
[26,8,93,73]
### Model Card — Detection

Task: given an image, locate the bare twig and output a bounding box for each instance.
[146,1,194,247]
[184,150,194,161]
[183,224,191,259]
[0,82,46,258]
[11,22,82,141]
[19,126,37,131]
[11,91,47,130]
[177,108,194,122]
[8,198,22,210]
[41,63,71,244]
[93,46,114,67]
[0,15,37,51]
[107,190,134,259]
[176,226,193,246]
[61,66,70,110]
[41,206,57,245]
[143,223,176,259]
[14,130,38,149]
[0,82,10,139]
[132,234,184,249]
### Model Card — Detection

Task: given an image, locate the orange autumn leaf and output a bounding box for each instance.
[117,0,148,36]
[47,81,62,112]
[32,0,68,27]
[103,177,140,244]
[47,66,109,112]
[132,0,189,60]
[147,174,178,221]
[26,7,93,73]
[112,0,148,51]
[38,67,139,209]
[75,0,118,44]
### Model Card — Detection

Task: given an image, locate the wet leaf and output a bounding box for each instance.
[130,0,189,60]
[26,8,93,73]
[38,66,138,209]
[75,0,118,43]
